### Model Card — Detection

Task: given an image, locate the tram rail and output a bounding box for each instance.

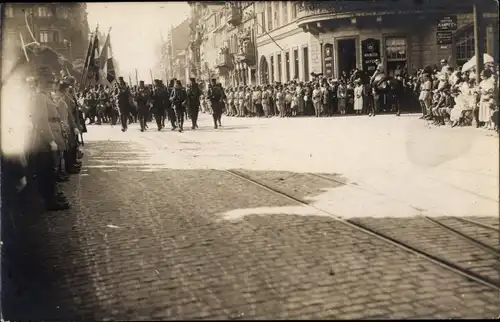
[225,169,500,291]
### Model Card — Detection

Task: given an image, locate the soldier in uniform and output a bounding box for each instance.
[186,78,202,130]
[151,79,168,131]
[166,79,178,130]
[58,80,83,173]
[207,78,223,129]
[135,80,151,132]
[30,63,71,210]
[115,76,133,132]
[170,79,187,132]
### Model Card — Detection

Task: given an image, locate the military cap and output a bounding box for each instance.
[118,76,124,81]
[189,77,196,82]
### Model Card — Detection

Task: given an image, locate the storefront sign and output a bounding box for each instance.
[323,43,334,78]
[436,31,453,45]
[437,15,457,31]
[361,38,380,74]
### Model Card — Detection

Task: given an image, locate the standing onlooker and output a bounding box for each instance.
[419,73,433,118]
[312,83,322,118]
[478,69,496,130]
[353,79,364,115]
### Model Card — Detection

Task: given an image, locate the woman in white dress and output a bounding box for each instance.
[450,74,474,126]
[353,79,364,115]
[478,69,496,129]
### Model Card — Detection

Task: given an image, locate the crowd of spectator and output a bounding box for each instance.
[197,59,498,133]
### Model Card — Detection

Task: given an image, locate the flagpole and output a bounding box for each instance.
[80,29,96,92]
[83,29,98,90]
[135,68,139,86]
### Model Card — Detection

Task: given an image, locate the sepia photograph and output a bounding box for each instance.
[1,0,499,320]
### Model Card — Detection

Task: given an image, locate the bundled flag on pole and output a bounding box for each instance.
[98,28,116,86]
[80,26,100,90]
[87,33,100,84]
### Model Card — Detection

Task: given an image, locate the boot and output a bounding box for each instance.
[45,198,70,211]
[57,172,70,182]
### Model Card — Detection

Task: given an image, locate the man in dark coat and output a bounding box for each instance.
[166,79,178,130]
[32,65,71,210]
[170,80,187,132]
[151,79,168,131]
[207,78,223,129]
[186,77,201,129]
[115,76,133,132]
[135,80,151,132]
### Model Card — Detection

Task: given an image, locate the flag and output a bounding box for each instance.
[99,30,110,70]
[106,57,116,83]
[85,33,100,87]
[79,33,94,90]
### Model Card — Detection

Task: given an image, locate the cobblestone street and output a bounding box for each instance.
[2,114,499,320]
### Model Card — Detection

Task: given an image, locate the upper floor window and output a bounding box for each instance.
[5,5,14,18]
[37,6,52,17]
[266,3,272,31]
[291,3,297,20]
[274,3,280,27]
[282,3,288,24]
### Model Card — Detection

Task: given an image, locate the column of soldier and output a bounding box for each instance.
[80,77,226,132]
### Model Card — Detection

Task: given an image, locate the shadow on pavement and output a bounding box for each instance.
[1,139,497,320]
[1,185,101,321]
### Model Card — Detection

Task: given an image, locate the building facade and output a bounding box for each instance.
[256,0,498,85]
[163,18,190,84]
[2,3,90,63]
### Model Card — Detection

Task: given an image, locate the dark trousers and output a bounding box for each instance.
[137,104,149,130]
[167,107,177,128]
[34,151,58,204]
[119,107,130,130]
[153,107,165,129]
[211,101,222,127]
[189,105,200,128]
[174,105,184,129]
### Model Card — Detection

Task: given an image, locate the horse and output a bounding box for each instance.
[371,73,404,115]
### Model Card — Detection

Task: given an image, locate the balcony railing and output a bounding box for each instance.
[215,50,233,74]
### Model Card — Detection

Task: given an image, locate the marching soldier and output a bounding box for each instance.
[207,78,223,129]
[135,80,151,132]
[166,79,178,130]
[187,77,201,130]
[170,79,187,132]
[115,76,133,132]
[151,79,168,131]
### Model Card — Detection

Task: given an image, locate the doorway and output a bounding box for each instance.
[337,38,357,78]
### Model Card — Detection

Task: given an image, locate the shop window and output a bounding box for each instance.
[293,49,299,79]
[270,56,274,83]
[385,36,407,76]
[277,53,282,82]
[37,6,51,17]
[303,47,309,81]
[5,5,14,18]
[39,30,50,43]
[285,52,290,81]
[455,26,487,67]
[53,30,60,43]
